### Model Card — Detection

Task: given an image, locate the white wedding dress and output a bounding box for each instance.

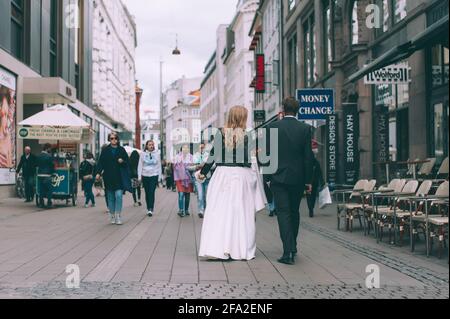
[199,160,267,261]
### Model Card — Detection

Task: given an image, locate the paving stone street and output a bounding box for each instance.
[0,189,448,299]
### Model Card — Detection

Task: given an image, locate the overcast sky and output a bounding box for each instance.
[123,0,238,115]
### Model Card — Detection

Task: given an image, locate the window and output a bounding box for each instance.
[50,0,58,76]
[287,34,297,96]
[431,44,449,88]
[375,0,390,37]
[392,0,407,24]
[303,15,317,87]
[323,0,334,73]
[288,0,295,12]
[11,0,25,61]
[351,1,359,45]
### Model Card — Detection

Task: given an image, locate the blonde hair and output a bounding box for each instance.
[224,106,248,150]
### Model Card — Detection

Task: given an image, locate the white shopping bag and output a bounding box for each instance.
[318,185,333,209]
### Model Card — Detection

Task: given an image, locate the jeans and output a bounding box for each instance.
[195,179,209,214]
[38,176,53,206]
[24,175,35,201]
[178,192,191,213]
[106,190,123,214]
[83,180,95,205]
[142,176,158,211]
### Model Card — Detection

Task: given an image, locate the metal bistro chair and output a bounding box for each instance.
[374,180,419,244]
[417,158,437,180]
[344,180,377,233]
[376,180,433,246]
[362,179,406,238]
[410,181,449,258]
[432,157,449,183]
[334,180,369,231]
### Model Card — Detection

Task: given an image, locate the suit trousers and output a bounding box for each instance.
[271,183,305,257]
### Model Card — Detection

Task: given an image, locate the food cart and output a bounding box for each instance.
[18,105,92,207]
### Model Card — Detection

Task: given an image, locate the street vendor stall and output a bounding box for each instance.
[18,105,92,207]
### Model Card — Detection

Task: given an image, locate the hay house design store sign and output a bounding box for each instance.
[343,103,360,185]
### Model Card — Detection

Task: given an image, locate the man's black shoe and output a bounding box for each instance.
[277,256,294,265]
[269,210,275,217]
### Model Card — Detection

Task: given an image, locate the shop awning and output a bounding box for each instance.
[348,14,449,83]
[22,77,77,104]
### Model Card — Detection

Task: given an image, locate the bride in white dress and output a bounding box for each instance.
[198,106,267,261]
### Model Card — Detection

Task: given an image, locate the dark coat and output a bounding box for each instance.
[265,117,314,186]
[17,154,37,177]
[36,152,55,176]
[96,145,132,192]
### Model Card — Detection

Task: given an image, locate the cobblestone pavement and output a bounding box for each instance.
[0,281,448,299]
[0,190,448,299]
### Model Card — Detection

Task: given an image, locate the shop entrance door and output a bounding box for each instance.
[431,98,449,165]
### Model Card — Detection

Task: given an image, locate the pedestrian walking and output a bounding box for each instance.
[173,145,194,217]
[198,106,267,261]
[79,152,96,208]
[306,140,325,218]
[36,143,55,209]
[193,143,211,219]
[165,162,175,192]
[95,132,132,225]
[17,146,37,202]
[137,140,162,217]
[129,150,142,207]
[264,97,314,265]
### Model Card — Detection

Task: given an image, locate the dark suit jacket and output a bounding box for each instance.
[17,154,37,177]
[265,117,314,186]
[36,152,55,176]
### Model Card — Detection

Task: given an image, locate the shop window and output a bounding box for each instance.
[375,0,390,37]
[288,0,296,12]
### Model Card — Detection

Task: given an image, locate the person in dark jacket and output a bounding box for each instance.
[17,146,37,202]
[306,140,325,218]
[36,143,55,208]
[95,132,131,225]
[264,97,314,265]
[79,152,96,208]
[129,150,142,207]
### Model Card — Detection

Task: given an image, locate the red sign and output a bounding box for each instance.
[255,54,265,93]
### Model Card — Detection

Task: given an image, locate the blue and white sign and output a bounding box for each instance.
[296,89,335,120]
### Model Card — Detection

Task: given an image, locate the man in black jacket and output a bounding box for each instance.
[37,143,55,208]
[265,97,314,265]
[17,146,37,202]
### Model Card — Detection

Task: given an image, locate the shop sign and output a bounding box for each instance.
[18,127,83,141]
[365,63,411,85]
[255,54,265,93]
[326,114,339,185]
[373,105,390,169]
[254,110,266,123]
[343,103,360,185]
[297,89,335,120]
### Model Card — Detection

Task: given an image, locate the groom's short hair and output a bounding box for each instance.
[282,97,300,115]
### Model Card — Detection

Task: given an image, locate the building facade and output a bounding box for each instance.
[161,76,202,161]
[222,0,259,129]
[249,0,282,126]
[280,0,448,185]
[92,0,137,149]
[0,0,95,198]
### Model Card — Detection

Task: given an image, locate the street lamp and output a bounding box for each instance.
[172,33,181,55]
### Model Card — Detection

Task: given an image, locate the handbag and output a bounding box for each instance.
[318,185,333,209]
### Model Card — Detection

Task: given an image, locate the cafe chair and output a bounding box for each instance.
[410,181,449,259]
[333,180,369,231]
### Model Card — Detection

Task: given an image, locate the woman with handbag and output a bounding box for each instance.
[95,132,132,225]
[173,145,194,217]
[79,152,96,208]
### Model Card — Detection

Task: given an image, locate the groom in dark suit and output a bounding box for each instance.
[265,97,314,265]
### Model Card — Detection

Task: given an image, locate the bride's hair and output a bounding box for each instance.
[224,106,248,150]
